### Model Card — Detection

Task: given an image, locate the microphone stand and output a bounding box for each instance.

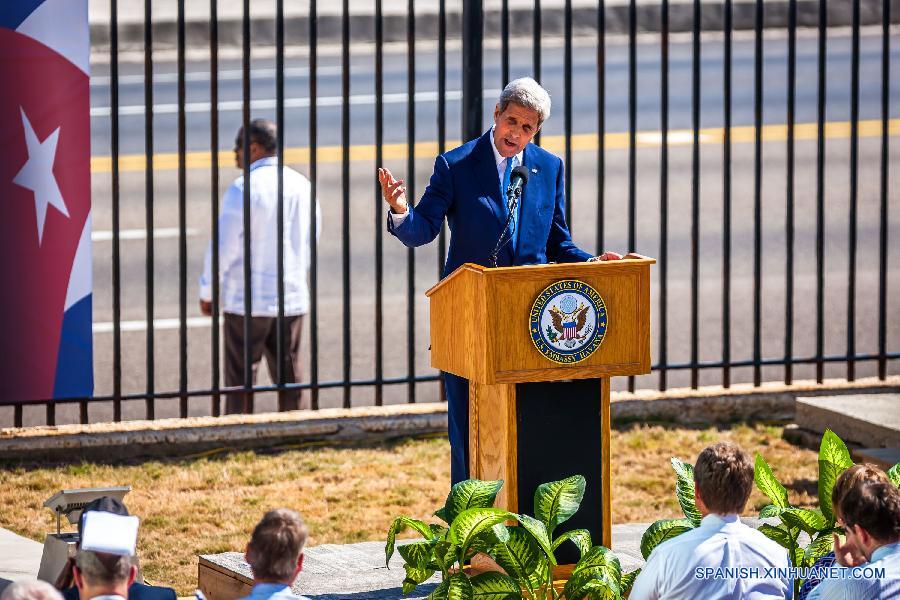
[489,185,522,268]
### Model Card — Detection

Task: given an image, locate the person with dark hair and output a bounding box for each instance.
[199,119,321,414]
[807,479,900,599]
[241,509,310,600]
[798,464,892,600]
[57,497,175,600]
[629,442,792,599]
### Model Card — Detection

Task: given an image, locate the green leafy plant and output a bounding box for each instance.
[753,429,900,596]
[638,458,700,562]
[385,476,639,599]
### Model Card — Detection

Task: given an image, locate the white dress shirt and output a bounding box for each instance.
[388,126,523,227]
[806,541,900,600]
[629,514,793,600]
[199,157,321,316]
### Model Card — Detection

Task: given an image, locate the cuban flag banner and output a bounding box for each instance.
[0,1,93,402]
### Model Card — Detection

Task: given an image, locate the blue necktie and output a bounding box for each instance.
[501,157,518,252]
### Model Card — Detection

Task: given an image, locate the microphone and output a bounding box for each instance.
[490,164,531,268]
[507,165,530,209]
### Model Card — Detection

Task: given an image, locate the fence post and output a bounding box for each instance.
[462,0,483,141]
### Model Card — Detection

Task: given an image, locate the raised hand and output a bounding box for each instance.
[378,167,408,214]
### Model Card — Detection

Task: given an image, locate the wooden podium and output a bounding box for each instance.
[426,258,654,560]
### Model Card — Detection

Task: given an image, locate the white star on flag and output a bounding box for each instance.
[13,107,69,245]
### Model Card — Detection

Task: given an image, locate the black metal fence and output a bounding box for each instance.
[7,0,898,427]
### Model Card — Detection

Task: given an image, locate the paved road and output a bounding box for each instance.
[87,30,900,154]
[4,30,898,427]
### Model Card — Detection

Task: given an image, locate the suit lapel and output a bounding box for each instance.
[472,131,505,224]
[516,144,540,261]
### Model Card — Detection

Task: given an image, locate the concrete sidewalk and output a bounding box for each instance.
[88,0,895,51]
[0,528,43,593]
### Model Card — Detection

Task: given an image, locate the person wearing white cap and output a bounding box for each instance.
[72,512,140,600]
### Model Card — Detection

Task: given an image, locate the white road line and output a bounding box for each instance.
[89,88,495,117]
[93,316,215,333]
[91,227,199,241]
[90,65,344,86]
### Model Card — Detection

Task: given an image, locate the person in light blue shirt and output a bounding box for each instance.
[629,442,792,600]
[240,509,311,600]
[807,481,900,600]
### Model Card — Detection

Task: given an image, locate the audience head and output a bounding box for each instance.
[245,509,309,585]
[693,442,754,516]
[0,580,64,600]
[234,119,278,167]
[831,463,890,522]
[838,479,900,560]
[73,551,137,600]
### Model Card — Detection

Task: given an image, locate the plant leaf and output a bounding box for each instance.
[755,454,790,509]
[447,572,474,600]
[565,572,620,600]
[448,508,514,558]
[758,524,794,550]
[433,540,458,574]
[386,516,435,567]
[552,528,592,559]
[533,475,586,538]
[468,572,520,600]
[443,480,504,524]
[490,526,545,588]
[516,513,556,565]
[781,508,827,535]
[759,504,787,519]
[803,530,836,568]
[565,546,621,600]
[398,541,436,570]
[435,507,449,524]
[671,458,703,527]
[887,463,900,487]
[402,563,436,594]
[620,569,641,596]
[426,580,449,600]
[639,518,694,560]
[818,429,854,524]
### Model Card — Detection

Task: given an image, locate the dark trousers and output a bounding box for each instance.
[223,312,305,414]
[443,371,470,485]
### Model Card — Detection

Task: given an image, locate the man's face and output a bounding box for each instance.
[234,138,262,168]
[492,102,541,158]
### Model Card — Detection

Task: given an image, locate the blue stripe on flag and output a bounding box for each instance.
[0,1,45,30]
[53,293,94,399]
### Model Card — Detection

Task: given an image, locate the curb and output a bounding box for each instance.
[0,376,895,463]
[90,0,898,51]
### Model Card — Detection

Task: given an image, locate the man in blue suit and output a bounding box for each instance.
[379,77,620,485]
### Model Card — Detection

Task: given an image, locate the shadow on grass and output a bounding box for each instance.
[0,434,442,471]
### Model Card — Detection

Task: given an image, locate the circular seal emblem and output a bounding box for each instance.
[529,280,608,364]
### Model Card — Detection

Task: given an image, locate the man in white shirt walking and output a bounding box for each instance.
[630,442,793,600]
[199,119,320,414]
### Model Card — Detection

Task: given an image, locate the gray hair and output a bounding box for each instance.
[497,77,552,125]
[75,550,134,587]
[0,581,63,600]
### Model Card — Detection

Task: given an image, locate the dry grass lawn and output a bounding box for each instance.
[0,423,819,594]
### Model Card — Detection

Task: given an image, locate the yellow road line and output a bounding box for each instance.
[90,118,900,174]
